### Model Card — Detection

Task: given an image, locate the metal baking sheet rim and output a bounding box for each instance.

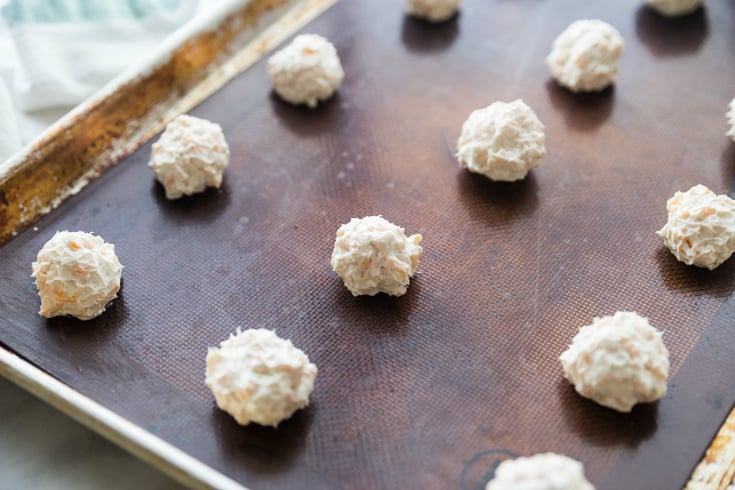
[0,0,338,245]
[0,346,248,490]
[0,0,734,488]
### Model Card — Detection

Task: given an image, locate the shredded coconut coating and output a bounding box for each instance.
[205,328,317,427]
[331,216,423,297]
[727,97,735,142]
[486,453,594,490]
[31,231,122,321]
[406,0,461,22]
[148,115,230,200]
[560,312,669,413]
[267,34,344,108]
[546,20,624,93]
[456,99,545,182]
[657,184,735,270]
[645,0,703,16]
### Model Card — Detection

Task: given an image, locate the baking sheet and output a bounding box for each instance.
[2,1,735,488]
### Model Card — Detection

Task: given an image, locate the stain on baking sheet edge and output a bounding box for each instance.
[0,0,339,246]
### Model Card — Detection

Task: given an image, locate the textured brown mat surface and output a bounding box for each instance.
[2,1,735,488]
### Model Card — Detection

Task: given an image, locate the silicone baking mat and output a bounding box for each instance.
[2,0,735,488]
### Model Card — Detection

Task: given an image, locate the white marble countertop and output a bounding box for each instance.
[0,376,186,490]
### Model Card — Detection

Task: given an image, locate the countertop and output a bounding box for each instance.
[0,376,185,490]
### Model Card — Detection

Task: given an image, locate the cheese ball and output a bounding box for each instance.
[31,231,122,321]
[148,115,230,199]
[486,453,594,490]
[456,99,545,182]
[205,328,317,427]
[406,0,461,22]
[546,20,624,92]
[331,216,422,297]
[645,0,703,16]
[657,184,735,270]
[267,34,344,108]
[560,312,669,413]
[727,97,735,142]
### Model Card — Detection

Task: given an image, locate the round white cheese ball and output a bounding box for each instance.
[331,216,423,297]
[205,328,317,427]
[546,20,624,93]
[486,453,594,490]
[456,99,545,182]
[406,0,461,22]
[646,0,703,17]
[657,184,735,270]
[560,312,669,413]
[149,115,230,200]
[267,34,344,108]
[31,231,123,321]
[727,97,735,142]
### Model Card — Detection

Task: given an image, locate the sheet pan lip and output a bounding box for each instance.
[0,0,340,247]
[0,345,249,490]
[0,0,253,179]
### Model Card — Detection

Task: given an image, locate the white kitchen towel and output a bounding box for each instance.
[0,0,202,161]
[0,79,21,162]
